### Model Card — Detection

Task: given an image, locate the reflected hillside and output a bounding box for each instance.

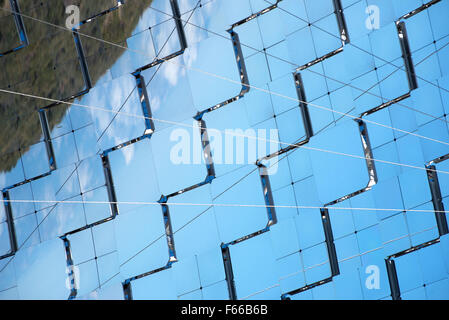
[0,0,152,172]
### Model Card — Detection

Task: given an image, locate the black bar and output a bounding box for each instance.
[399,0,441,20]
[282,277,333,299]
[389,238,440,260]
[427,165,449,236]
[9,0,28,45]
[123,281,133,300]
[229,30,249,95]
[258,165,277,226]
[61,236,78,300]
[170,0,187,51]
[160,200,177,263]
[396,21,418,91]
[73,31,92,90]
[101,155,119,217]
[230,0,280,29]
[360,92,410,118]
[2,191,18,254]
[198,120,216,179]
[333,0,350,44]
[320,208,340,277]
[134,73,155,135]
[221,245,237,300]
[294,73,313,139]
[385,259,401,300]
[39,109,57,171]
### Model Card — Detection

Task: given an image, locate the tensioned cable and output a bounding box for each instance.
[2,6,449,151]
[0,199,447,214]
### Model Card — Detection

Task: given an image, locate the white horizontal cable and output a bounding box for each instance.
[0,199,447,214]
